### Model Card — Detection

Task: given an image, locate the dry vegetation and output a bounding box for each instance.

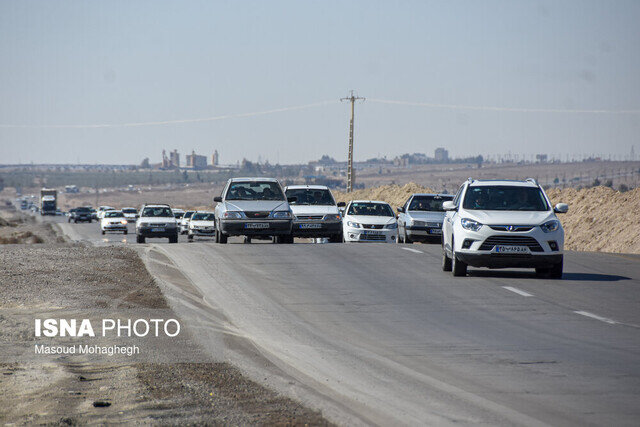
[335,183,640,255]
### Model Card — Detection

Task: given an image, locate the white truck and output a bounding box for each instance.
[40,188,57,216]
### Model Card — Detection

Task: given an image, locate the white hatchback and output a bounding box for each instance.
[187,211,216,241]
[100,210,128,235]
[442,178,568,278]
[342,200,398,243]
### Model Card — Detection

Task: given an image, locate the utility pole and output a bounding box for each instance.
[341,90,365,192]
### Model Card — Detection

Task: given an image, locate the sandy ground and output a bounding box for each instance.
[0,206,329,425]
[334,183,640,255]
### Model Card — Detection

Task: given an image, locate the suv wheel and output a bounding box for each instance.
[452,253,467,276]
[169,233,178,243]
[404,229,412,244]
[217,230,228,244]
[442,244,452,271]
[136,235,145,244]
[329,233,342,243]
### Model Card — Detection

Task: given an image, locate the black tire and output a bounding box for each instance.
[404,228,413,244]
[329,233,342,243]
[218,231,228,244]
[169,234,178,243]
[452,253,467,276]
[101,230,105,235]
[187,234,194,242]
[244,236,252,244]
[136,235,145,244]
[123,230,128,235]
[549,259,563,279]
[442,248,452,272]
[74,219,78,224]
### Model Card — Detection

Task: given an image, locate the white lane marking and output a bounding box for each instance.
[502,286,534,297]
[401,247,424,254]
[574,311,618,325]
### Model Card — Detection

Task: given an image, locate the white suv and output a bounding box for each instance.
[442,179,568,278]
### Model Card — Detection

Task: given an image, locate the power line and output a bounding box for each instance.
[0,100,338,129]
[368,98,640,114]
[341,91,365,193]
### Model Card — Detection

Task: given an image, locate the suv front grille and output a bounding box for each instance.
[296,215,324,221]
[362,224,384,229]
[479,236,543,252]
[489,225,534,232]
[245,211,270,219]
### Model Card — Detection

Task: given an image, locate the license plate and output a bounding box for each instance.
[151,227,165,232]
[429,229,442,234]
[363,230,382,235]
[245,223,269,229]
[494,245,529,254]
[300,223,322,229]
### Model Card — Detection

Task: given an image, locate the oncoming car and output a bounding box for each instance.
[397,193,453,243]
[442,178,568,278]
[121,207,138,222]
[135,204,179,243]
[180,211,195,234]
[100,210,128,235]
[187,211,216,241]
[342,201,398,243]
[284,185,345,242]
[214,177,293,244]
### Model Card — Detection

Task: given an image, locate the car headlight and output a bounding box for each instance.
[461,218,483,231]
[223,211,243,219]
[272,211,292,219]
[323,214,341,222]
[386,223,398,229]
[347,221,361,228]
[540,219,560,233]
[120,220,127,225]
[139,222,149,227]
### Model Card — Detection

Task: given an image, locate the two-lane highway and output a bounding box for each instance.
[50,215,640,426]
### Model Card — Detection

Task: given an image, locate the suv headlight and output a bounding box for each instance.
[386,223,398,229]
[347,221,361,228]
[540,219,560,233]
[223,211,243,219]
[461,218,483,231]
[323,214,341,222]
[272,211,291,219]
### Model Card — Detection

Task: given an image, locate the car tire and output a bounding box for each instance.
[136,235,145,244]
[329,233,342,243]
[452,253,467,277]
[217,230,228,244]
[101,230,105,235]
[123,230,128,235]
[244,236,252,244]
[187,234,193,242]
[549,258,563,279]
[404,229,412,244]
[442,249,452,272]
[169,234,178,243]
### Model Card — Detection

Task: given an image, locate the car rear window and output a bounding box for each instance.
[462,186,549,211]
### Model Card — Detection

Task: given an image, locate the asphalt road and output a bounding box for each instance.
[48,215,640,426]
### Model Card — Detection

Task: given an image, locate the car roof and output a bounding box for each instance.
[468,179,538,188]
[349,200,391,205]
[285,185,330,190]
[143,204,171,208]
[409,193,453,197]
[193,211,214,214]
[228,177,280,183]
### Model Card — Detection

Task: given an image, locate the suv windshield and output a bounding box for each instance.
[142,207,174,217]
[122,208,137,214]
[192,213,215,221]
[347,202,394,217]
[408,195,453,212]
[286,188,335,206]
[76,207,91,213]
[104,211,124,218]
[462,186,549,211]
[226,181,285,201]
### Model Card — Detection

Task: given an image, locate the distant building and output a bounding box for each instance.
[211,150,219,166]
[435,147,449,162]
[161,149,180,169]
[169,149,180,168]
[186,150,207,170]
[536,154,548,163]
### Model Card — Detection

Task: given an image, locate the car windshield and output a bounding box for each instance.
[286,188,335,205]
[226,181,285,201]
[104,211,124,218]
[174,212,184,218]
[76,207,91,213]
[184,211,194,218]
[462,186,549,211]
[142,207,174,217]
[347,202,394,217]
[192,213,215,221]
[122,208,137,213]
[408,195,453,212]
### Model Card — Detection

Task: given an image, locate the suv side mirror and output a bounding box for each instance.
[442,201,457,211]
[397,206,404,213]
[287,196,297,204]
[554,203,568,214]
[337,202,346,207]
[213,196,222,203]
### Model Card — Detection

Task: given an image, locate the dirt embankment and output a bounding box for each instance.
[0,203,62,244]
[334,183,640,255]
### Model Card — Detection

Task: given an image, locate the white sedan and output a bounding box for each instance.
[342,200,398,243]
[100,210,128,235]
[187,211,216,241]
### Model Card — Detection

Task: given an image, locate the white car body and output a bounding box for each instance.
[180,211,195,234]
[172,208,185,219]
[96,206,115,219]
[284,185,344,241]
[397,193,454,243]
[100,210,128,234]
[135,204,179,243]
[342,200,398,243]
[442,179,567,277]
[187,211,216,240]
[121,207,138,222]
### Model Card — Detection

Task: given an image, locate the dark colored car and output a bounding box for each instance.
[70,206,93,223]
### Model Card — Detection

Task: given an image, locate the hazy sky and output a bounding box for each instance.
[1,0,639,165]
